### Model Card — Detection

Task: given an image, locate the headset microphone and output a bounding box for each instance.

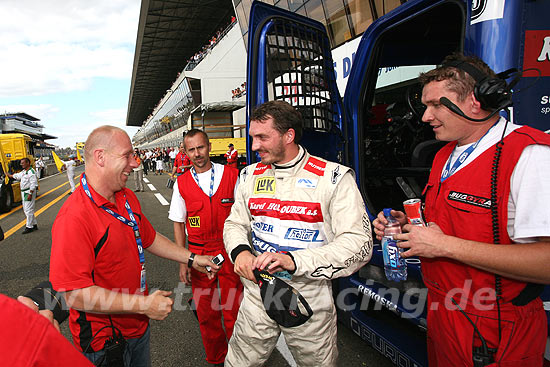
[438,60,519,122]
[439,96,510,122]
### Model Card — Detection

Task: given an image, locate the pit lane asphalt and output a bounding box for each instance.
[0,165,393,367]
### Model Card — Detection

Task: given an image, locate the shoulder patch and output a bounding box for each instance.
[303,157,326,176]
[240,166,249,182]
[253,163,271,175]
[331,166,341,184]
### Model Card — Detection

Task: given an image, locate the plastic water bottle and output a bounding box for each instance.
[381,208,407,281]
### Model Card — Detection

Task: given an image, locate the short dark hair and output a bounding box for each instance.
[418,53,497,102]
[21,157,31,165]
[250,100,303,144]
[184,129,209,148]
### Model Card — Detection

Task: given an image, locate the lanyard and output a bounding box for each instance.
[441,122,497,182]
[191,166,215,198]
[81,174,145,265]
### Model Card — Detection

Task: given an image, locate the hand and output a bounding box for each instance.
[395,222,449,259]
[17,296,60,331]
[234,251,256,282]
[254,252,295,274]
[373,210,407,241]
[144,290,173,320]
[192,255,219,279]
[17,295,39,312]
[179,263,191,285]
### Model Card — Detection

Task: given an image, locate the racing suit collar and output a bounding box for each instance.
[272,145,306,174]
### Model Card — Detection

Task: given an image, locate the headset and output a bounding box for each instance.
[439,60,518,122]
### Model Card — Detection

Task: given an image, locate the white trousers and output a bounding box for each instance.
[225,278,338,367]
[134,170,144,191]
[22,193,37,228]
[67,172,76,192]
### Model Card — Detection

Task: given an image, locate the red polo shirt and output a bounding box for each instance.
[50,178,156,352]
[174,152,191,174]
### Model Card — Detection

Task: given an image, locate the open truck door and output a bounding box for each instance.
[246,1,346,165]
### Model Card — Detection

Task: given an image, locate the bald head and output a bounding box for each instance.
[85,126,128,161]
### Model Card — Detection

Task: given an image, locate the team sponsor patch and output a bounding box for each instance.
[296,178,317,189]
[249,198,323,223]
[254,177,275,194]
[188,216,200,227]
[253,163,271,175]
[252,221,274,233]
[311,265,344,279]
[221,198,234,204]
[447,191,491,209]
[252,234,278,253]
[284,228,323,242]
[303,157,326,176]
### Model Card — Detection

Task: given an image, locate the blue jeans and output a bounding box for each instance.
[84,325,151,367]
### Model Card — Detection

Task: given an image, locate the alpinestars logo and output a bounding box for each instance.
[311,264,344,279]
[448,191,491,209]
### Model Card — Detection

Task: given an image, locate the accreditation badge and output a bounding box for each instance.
[140,264,147,292]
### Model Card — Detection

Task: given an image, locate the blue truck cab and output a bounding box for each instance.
[244,0,550,365]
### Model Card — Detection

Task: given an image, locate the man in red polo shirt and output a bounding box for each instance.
[171,141,192,178]
[169,129,243,366]
[50,126,218,366]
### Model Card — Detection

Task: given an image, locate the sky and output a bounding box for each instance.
[0,0,142,148]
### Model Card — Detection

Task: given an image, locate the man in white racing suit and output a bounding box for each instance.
[223,101,373,366]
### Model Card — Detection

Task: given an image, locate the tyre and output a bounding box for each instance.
[0,186,13,213]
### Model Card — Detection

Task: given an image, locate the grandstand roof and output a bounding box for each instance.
[126,0,235,127]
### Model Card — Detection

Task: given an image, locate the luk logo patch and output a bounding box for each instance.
[188,216,200,227]
[296,178,317,188]
[254,177,275,194]
[448,191,491,209]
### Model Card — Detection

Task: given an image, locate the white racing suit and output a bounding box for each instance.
[223,147,372,366]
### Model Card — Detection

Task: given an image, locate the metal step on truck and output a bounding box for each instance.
[244,0,550,365]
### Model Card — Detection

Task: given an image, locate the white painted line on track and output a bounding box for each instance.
[147,184,156,191]
[154,193,169,206]
[143,177,150,183]
[276,334,297,367]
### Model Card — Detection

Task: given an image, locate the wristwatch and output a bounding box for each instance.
[188,253,195,268]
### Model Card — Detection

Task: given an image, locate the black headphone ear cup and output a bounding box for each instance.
[475,78,511,110]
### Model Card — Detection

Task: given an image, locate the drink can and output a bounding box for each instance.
[403,198,426,226]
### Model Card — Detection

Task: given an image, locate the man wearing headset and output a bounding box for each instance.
[373,53,550,366]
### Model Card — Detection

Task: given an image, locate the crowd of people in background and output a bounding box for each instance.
[231,82,247,99]
[186,16,237,69]
[134,147,176,176]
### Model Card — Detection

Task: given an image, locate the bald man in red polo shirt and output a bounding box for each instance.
[50,126,219,366]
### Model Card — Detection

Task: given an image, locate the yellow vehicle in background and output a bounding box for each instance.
[209,137,246,166]
[0,133,36,213]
